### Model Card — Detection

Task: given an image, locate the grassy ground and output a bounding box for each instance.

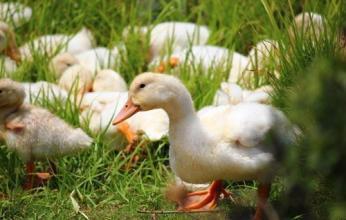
[0,0,344,219]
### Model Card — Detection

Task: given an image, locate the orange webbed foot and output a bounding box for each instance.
[117,122,138,153]
[178,180,232,211]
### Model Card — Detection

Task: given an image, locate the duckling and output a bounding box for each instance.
[19,27,95,61]
[0,2,32,27]
[22,81,68,104]
[0,21,21,63]
[58,64,93,95]
[93,69,127,92]
[213,82,273,106]
[0,78,92,189]
[112,73,296,218]
[49,52,79,79]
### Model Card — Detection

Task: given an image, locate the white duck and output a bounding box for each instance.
[19,27,94,61]
[290,12,325,40]
[124,22,210,60]
[112,73,295,218]
[213,82,273,106]
[242,39,280,81]
[150,45,249,82]
[0,2,32,27]
[0,79,92,189]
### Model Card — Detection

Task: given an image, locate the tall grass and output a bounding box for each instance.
[0,0,344,218]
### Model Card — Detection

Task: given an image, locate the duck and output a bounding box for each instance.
[58,64,93,95]
[150,45,249,82]
[92,69,127,92]
[112,73,296,219]
[0,78,92,189]
[22,81,68,104]
[124,22,210,60]
[289,12,325,41]
[213,82,273,106]
[245,39,280,80]
[0,21,21,63]
[19,27,95,61]
[0,2,32,27]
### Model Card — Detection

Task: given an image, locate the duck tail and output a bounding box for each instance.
[62,128,93,154]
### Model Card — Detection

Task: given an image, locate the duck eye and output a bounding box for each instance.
[139,83,146,89]
[0,90,2,93]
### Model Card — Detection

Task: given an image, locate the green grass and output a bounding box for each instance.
[0,0,345,219]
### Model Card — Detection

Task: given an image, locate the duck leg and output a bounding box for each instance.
[22,161,54,190]
[22,161,35,190]
[179,180,232,211]
[253,183,271,220]
[117,122,141,169]
[117,122,138,153]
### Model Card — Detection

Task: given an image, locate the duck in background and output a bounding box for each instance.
[58,64,93,96]
[242,39,280,83]
[19,27,95,61]
[0,2,32,28]
[123,22,210,61]
[0,78,92,189]
[150,45,249,82]
[112,73,296,219]
[213,82,273,106]
[289,12,325,41]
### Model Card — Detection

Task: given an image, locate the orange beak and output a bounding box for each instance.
[112,98,141,125]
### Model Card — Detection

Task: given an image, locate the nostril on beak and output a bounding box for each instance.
[125,104,128,108]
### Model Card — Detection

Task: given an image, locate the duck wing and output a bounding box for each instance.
[199,103,295,150]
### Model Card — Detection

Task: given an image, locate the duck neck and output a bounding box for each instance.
[165,92,212,152]
[0,106,19,123]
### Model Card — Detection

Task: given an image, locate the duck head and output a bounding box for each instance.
[113,72,193,125]
[49,52,79,78]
